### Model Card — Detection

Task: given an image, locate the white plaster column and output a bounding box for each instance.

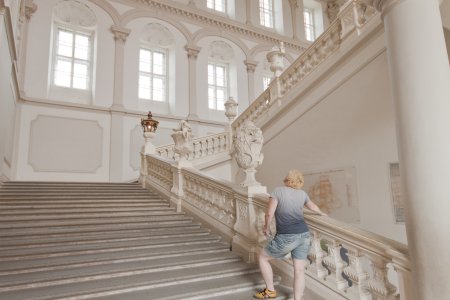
[110,25,130,109]
[185,45,201,120]
[18,0,37,90]
[244,59,257,103]
[372,0,450,298]
[288,0,306,41]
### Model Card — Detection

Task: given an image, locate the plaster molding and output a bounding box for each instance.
[244,59,258,73]
[185,45,201,59]
[54,0,97,27]
[0,0,4,10]
[111,25,131,42]
[24,0,37,21]
[129,0,307,51]
[364,0,403,13]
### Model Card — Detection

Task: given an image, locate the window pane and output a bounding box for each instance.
[139,75,151,99]
[57,31,73,57]
[208,87,215,109]
[74,34,89,60]
[208,65,215,84]
[54,59,72,87]
[153,52,164,75]
[216,66,224,86]
[216,0,224,11]
[207,0,214,9]
[139,49,151,72]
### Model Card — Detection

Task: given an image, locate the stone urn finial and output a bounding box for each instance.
[266,41,286,77]
[232,121,264,187]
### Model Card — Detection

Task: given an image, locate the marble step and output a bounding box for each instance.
[0,242,230,275]
[0,214,192,229]
[0,206,171,214]
[0,209,180,221]
[0,203,168,209]
[0,261,259,300]
[1,182,142,187]
[94,273,285,300]
[0,221,201,238]
[0,227,211,249]
[0,252,242,290]
[0,234,222,260]
[0,185,149,190]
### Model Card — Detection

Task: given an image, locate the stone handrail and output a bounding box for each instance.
[140,153,410,299]
[155,132,229,161]
[232,0,377,130]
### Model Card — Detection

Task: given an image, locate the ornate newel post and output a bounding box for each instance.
[224,97,238,152]
[141,111,159,155]
[170,120,194,211]
[232,121,266,194]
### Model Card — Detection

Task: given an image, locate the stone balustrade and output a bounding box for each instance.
[140,153,410,299]
[232,0,377,131]
[155,132,228,161]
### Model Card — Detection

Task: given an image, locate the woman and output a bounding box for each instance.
[254,169,326,300]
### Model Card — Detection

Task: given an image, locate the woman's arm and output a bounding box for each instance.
[263,197,278,237]
[305,200,327,216]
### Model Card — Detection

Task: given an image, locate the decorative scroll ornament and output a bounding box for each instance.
[141,23,174,47]
[171,120,194,164]
[232,121,264,187]
[53,0,97,27]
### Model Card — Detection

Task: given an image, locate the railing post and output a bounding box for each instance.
[170,164,183,212]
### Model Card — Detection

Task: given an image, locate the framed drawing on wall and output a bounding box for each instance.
[303,167,360,223]
[389,162,405,223]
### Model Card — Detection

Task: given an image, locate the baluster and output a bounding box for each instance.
[367,257,397,300]
[307,230,328,280]
[322,239,348,292]
[343,246,371,300]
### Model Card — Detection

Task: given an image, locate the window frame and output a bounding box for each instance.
[51,24,94,91]
[207,0,226,13]
[259,0,274,28]
[304,7,316,41]
[138,46,168,102]
[207,61,229,111]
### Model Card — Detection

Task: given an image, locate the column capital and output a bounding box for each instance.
[24,0,38,21]
[244,59,258,73]
[110,25,131,43]
[185,45,201,59]
[288,0,299,9]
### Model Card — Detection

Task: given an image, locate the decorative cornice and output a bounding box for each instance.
[111,25,131,43]
[130,0,307,52]
[185,45,201,59]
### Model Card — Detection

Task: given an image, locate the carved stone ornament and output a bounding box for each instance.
[53,0,97,27]
[232,121,264,187]
[209,40,234,61]
[171,120,194,161]
[141,23,174,47]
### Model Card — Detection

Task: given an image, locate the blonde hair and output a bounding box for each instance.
[283,169,305,189]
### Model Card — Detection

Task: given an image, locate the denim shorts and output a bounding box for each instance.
[264,232,311,260]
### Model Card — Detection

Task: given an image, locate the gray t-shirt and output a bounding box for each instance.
[270,186,310,234]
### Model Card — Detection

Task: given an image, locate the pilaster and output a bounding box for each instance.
[185,45,201,120]
[110,25,130,109]
[244,59,257,103]
[18,0,37,91]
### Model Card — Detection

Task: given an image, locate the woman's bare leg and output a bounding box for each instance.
[258,250,275,291]
[292,259,308,300]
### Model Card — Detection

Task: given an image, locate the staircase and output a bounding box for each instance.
[0,181,293,300]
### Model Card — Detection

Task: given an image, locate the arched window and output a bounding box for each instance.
[50,1,97,102]
[207,0,226,12]
[207,41,234,111]
[138,23,174,103]
[259,0,274,28]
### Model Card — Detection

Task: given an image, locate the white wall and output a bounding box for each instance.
[0,12,18,181]
[258,51,407,243]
